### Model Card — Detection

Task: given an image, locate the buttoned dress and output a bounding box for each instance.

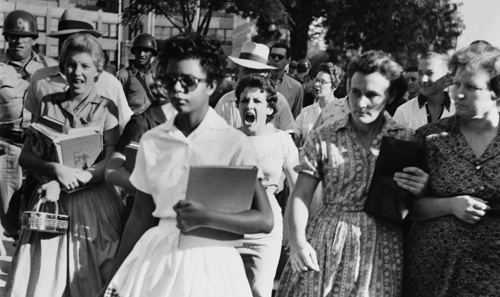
[105,109,259,297]
[277,113,413,297]
[6,90,124,297]
[405,116,500,297]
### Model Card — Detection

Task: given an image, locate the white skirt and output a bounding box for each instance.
[105,219,253,297]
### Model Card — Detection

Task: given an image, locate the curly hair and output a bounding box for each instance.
[450,43,500,97]
[347,50,403,97]
[157,33,226,84]
[59,32,104,74]
[235,74,278,123]
[317,62,344,90]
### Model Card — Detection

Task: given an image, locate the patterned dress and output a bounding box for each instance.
[405,116,500,297]
[276,113,413,297]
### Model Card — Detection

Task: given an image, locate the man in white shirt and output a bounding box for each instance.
[393,51,454,130]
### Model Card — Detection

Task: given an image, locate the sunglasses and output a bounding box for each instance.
[270,53,286,61]
[159,73,208,92]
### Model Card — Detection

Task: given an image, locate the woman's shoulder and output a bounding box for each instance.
[416,115,456,137]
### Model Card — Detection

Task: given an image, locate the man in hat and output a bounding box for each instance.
[117,33,158,114]
[24,8,132,130]
[0,10,58,223]
[269,43,304,118]
[214,41,295,132]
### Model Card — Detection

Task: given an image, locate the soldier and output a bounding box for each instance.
[117,33,158,114]
[0,10,57,222]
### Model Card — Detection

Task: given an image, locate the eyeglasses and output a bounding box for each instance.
[159,73,208,92]
[314,78,332,85]
[270,53,286,61]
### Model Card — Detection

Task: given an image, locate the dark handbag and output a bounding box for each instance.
[365,137,426,222]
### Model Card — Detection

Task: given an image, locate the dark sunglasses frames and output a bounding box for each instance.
[159,73,208,92]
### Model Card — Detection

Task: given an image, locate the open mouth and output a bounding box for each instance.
[244,111,256,124]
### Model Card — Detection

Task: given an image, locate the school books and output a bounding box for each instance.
[124,141,139,172]
[178,165,258,249]
[30,118,103,170]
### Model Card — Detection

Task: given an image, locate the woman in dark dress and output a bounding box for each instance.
[405,42,500,297]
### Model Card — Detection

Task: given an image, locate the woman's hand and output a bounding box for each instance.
[76,170,93,185]
[54,164,85,191]
[289,240,320,273]
[38,180,61,202]
[450,195,490,224]
[394,167,429,197]
[173,200,208,232]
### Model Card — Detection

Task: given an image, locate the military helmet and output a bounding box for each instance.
[3,10,38,38]
[131,33,157,56]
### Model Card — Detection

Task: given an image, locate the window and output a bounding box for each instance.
[110,24,118,39]
[50,18,58,33]
[93,22,98,31]
[102,23,110,38]
[36,16,46,32]
[47,44,58,57]
[0,13,4,28]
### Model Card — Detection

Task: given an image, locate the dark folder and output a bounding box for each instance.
[365,137,426,222]
[178,165,258,249]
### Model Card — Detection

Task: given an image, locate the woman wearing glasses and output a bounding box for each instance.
[235,75,299,297]
[294,62,345,146]
[104,34,273,297]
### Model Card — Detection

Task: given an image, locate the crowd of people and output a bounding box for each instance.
[1,7,500,297]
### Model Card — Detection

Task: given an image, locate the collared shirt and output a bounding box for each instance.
[38,90,118,133]
[275,73,304,118]
[214,90,296,132]
[25,66,133,131]
[393,93,455,130]
[117,65,155,114]
[297,111,414,208]
[130,108,259,219]
[295,95,348,143]
[312,96,351,130]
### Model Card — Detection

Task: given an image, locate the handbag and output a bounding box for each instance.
[21,193,69,234]
[364,136,426,222]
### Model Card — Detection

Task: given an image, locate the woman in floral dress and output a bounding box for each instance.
[277,50,428,297]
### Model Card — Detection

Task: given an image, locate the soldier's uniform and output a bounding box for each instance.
[0,10,57,217]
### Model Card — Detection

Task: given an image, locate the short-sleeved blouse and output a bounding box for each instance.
[37,90,119,133]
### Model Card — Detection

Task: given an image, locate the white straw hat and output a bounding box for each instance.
[229,41,276,70]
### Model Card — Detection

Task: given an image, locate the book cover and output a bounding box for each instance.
[124,142,139,173]
[178,165,258,249]
[30,122,103,169]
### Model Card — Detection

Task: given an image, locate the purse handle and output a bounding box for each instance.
[33,196,59,215]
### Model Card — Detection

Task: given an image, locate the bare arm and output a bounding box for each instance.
[286,173,320,272]
[174,179,274,235]
[412,195,490,224]
[105,151,135,192]
[111,190,156,274]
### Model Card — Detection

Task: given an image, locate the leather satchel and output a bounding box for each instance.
[365,136,426,222]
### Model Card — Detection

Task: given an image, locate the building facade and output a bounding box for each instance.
[1,0,245,67]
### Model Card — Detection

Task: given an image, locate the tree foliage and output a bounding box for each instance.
[121,0,289,36]
[325,0,464,66]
